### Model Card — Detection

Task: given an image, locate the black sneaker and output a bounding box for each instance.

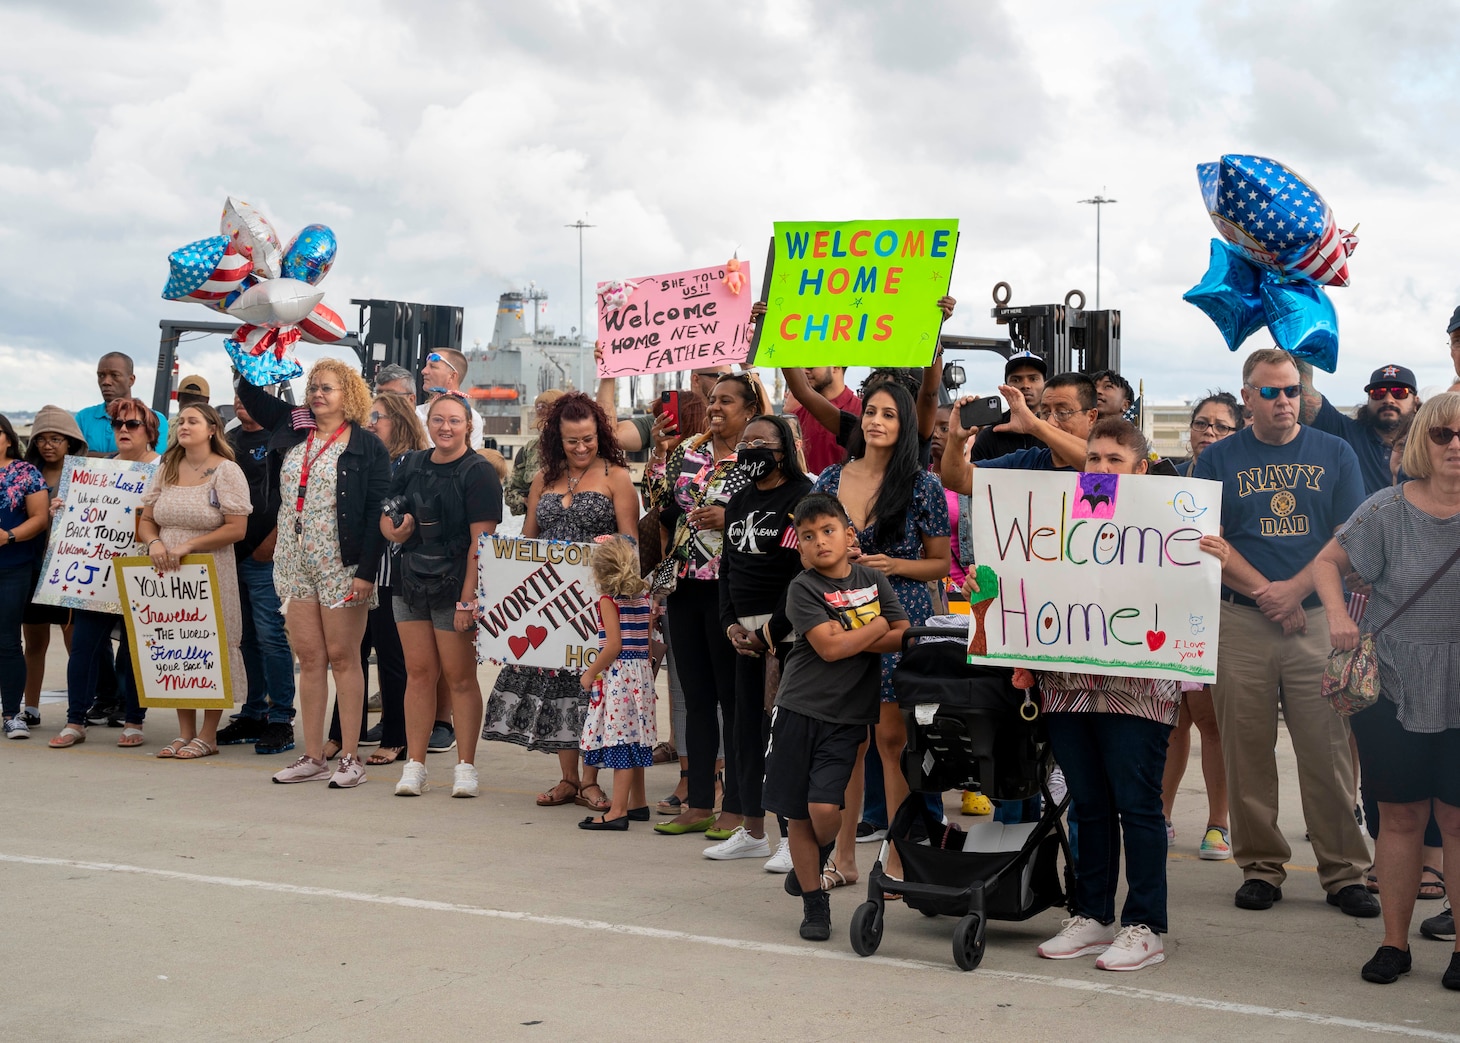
[1328,883,1382,918]
[799,890,832,941]
[85,701,118,724]
[255,721,296,755]
[19,708,40,726]
[856,821,888,844]
[1444,952,1460,991]
[1421,902,1455,942]
[1234,879,1283,910]
[359,722,383,747]
[1361,944,1411,984]
[216,717,266,746]
[427,721,456,753]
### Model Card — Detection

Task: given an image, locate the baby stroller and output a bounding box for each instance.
[849,626,1073,971]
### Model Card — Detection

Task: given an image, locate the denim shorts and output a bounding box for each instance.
[392,595,458,633]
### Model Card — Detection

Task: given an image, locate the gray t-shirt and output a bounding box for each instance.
[1337,485,1460,733]
[775,562,907,726]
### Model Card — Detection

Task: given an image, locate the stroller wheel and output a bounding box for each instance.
[849,902,883,957]
[952,914,986,971]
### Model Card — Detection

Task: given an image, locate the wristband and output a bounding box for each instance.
[455,602,474,612]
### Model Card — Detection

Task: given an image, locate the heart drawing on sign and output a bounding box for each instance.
[508,634,531,659]
[1145,630,1166,651]
[526,624,548,648]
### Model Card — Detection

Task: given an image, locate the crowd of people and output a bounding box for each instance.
[1,303,1457,990]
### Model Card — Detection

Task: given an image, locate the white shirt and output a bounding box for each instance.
[417,399,486,451]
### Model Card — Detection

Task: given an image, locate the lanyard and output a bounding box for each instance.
[293,424,347,537]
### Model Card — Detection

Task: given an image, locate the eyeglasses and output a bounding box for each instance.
[426,352,461,375]
[1246,383,1302,400]
[1190,419,1237,435]
[33,433,69,445]
[368,411,385,424]
[428,414,466,427]
[110,418,143,431]
[305,384,338,395]
[1368,386,1413,401]
[734,439,783,451]
[1034,408,1082,422]
[1426,426,1460,446]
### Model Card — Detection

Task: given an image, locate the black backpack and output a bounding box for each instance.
[392,450,487,608]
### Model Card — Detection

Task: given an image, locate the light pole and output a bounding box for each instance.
[1077,191,1117,310]
[566,218,595,389]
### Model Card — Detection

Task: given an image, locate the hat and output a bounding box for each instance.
[1364,364,1417,392]
[1004,350,1048,378]
[1447,306,1460,335]
[534,388,565,410]
[178,374,210,398]
[29,404,86,452]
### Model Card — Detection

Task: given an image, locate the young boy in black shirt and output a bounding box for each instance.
[763,493,908,941]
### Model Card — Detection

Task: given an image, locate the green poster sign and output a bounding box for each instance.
[750,218,958,368]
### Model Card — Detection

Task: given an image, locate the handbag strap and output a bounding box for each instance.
[1371,542,1460,636]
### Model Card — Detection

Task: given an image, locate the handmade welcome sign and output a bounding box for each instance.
[116,555,233,709]
[596,262,755,378]
[476,535,601,670]
[33,455,157,615]
[751,218,958,368]
[967,470,1222,681]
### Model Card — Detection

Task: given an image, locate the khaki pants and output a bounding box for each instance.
[1212,602,1371,892]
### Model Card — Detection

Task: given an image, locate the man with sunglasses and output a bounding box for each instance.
[414,349,484,451]
[1194,347,1376,917]
[1298,361,1420,495]
[75,351,168,455]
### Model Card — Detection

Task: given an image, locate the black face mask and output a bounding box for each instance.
[737,448,779,481]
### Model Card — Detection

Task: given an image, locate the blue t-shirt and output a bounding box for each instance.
[0,460,48,569]
[976,446,1065,471]
[1309,396,1392,496]
[74,403,169,456]
[1194,425,1365,589]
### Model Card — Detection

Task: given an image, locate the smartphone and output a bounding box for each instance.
[660,390,680,434]
[1147,458,1179,477]
[959,395,1004,430]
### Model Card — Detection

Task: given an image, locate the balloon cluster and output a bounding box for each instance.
[1183,154,1357,373]
[161,198,346,385]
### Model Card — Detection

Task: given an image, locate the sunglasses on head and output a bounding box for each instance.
[1368,386,1412,401]
[426,352,461,375]
[110,418,143,431]
[427,387,468,399]
[1247,384,1302,400]
[1427,426,1460,446]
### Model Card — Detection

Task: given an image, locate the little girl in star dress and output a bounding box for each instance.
[578,536,656,831]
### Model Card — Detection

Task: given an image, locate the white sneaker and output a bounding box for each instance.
[1095,924,1165,971]
[703,826,771,861]
[395,759,428,796]
[764,837,793,874]
[3,716,29,740]
[1036,915,1117,959]
[451,762,479,798]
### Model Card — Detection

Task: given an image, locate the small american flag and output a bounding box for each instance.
[779,518,798,550]
[1347,592,1368,623]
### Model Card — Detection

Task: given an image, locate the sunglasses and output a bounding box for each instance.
[110,418,143,431]
[1427,427,1460,446]
[426,352,461,375]
[1367,386,1413,401]
[368,411,385,424]
[1246,384,1302,400]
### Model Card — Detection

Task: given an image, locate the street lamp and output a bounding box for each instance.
[566,217,595,388]
[1077,192,1117,310]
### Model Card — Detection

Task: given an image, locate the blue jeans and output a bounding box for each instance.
[1045,712,1172,934]
[68,610,142,726]
[237,557,295,723]
[0,564,30,717]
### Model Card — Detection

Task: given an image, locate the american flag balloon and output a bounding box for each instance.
[161,236,252,303]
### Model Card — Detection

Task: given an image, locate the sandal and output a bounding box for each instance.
[48,724,87,749]
[656,770,689,814]
[156,738,188,759]
[1364,864,1380,894]
[1420,867,1446,901]
[323,739,342,761]
[117,727,145,748]
[575,782,611,812]
[174,738,218,760]
[367,746,405,766]
[536,778,579,807]
[651,741,678,765]
[820,861,854,890]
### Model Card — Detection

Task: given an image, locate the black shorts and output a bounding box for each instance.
[761,706,866,821]
[1350,694,1460,807]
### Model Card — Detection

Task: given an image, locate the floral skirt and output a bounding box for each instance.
[482,666,585,752]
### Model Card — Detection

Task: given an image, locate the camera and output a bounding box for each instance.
[381,495,412,527]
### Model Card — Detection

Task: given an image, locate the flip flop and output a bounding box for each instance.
[1420,867,1446,901]
[1364,865,1380,894]
[156,738,188,759]
[117,728,145,748]
[47,725,87,749]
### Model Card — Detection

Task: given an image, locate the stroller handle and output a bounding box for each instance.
[900,625,973,654]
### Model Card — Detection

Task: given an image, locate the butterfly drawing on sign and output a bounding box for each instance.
[1072,473,1119,519]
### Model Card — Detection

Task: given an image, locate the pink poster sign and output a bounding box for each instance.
[595,262,754,378]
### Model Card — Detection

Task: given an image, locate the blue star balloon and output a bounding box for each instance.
[1182,240,1266,352]
[1261,280,1338,373]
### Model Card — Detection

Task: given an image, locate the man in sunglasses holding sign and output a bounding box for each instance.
[1297,360,1420,496]
[414,349,485,451]
[1194,347,1377,918]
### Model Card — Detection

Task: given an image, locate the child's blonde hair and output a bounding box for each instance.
[591,536,648,598]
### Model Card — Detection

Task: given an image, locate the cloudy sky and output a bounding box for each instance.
[3,0,1458,414]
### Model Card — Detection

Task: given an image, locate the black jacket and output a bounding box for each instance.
[236,376,392,582]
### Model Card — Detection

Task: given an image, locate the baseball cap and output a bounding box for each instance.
[1447,306,1460,335]
[1364,364,1417,392]
[1004,350,1048,379]
[178,374,210,398]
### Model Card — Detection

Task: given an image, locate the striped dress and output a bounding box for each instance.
[580,594,657,769]
[1036,670,1181,726]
